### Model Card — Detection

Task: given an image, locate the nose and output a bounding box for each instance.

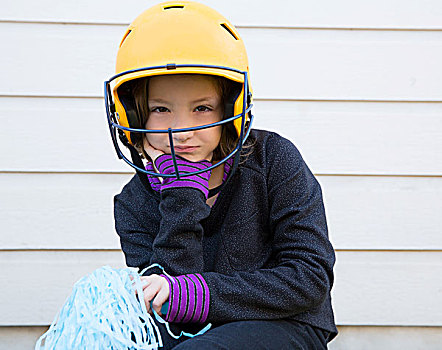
[171,113,195,143]
[173,129,193,143]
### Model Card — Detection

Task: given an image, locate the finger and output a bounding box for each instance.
[151,287,170,316]
[132,275,149,287]
[143,138,164,162]
[143,138,155,155]
[140,276,152,287]
[143,284,161,314]
[133,278,149,296]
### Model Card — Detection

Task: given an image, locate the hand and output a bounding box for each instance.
[139,274,170,316]
[143,137,164,163]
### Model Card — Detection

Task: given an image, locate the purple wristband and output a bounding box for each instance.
[162,273,210,324]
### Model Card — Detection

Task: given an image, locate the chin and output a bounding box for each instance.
[176,154,199,162]
[177,153,210,163]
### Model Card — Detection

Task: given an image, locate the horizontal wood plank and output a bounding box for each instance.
[1,97,441,175]
[0,250,441,326]
[321,175,442,250]
[0,173,124,250]
[0,173,441,251]
[2,0,442,29]
[1,23,442,100]
[333,251,442,326]
[254,100,442,175]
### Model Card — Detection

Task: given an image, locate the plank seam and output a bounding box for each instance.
[2,94,442,103]
[2,19,442,31]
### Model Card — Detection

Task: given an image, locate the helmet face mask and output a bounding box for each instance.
[104,2,254,179]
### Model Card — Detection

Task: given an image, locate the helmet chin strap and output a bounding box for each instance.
[127,141,241,199]
[127,142,153,193]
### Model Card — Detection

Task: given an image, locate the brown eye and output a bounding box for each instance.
[195,105,212,112]
[151,106,169,113]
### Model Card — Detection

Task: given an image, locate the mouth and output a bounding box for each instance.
[173,145,199,153]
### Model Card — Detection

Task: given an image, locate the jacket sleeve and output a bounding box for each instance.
[114,179,211,276]
[200,135,336,321]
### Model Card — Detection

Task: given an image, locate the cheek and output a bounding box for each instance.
[145,117,167,147]
[145,133,167,150]
[202,126,222,147]
[145,116,163,129]
[146,134,167,148]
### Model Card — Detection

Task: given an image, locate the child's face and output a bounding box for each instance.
[145,74,223,162]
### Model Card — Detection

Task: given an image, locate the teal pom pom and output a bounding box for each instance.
[35,266,162,350]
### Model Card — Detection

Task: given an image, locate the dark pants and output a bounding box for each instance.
[156,319,329,350]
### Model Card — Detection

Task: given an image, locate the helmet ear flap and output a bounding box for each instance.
[125,108,142,146]
[222,81,243,141]
[223,81,242,117]
[117,80,146,146]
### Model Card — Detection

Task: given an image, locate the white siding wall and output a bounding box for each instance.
[1,0,441,348]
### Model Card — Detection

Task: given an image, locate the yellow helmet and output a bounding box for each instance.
[104,1,254,179]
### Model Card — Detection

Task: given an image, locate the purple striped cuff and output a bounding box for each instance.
[154,155,212,199]
[161,273,210,324]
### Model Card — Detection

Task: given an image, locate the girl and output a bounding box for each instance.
[105,1,338,348]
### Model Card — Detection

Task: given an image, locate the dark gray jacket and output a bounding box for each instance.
[114,129,338,340]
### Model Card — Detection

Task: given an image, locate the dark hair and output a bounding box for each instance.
[130,74,242,161]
